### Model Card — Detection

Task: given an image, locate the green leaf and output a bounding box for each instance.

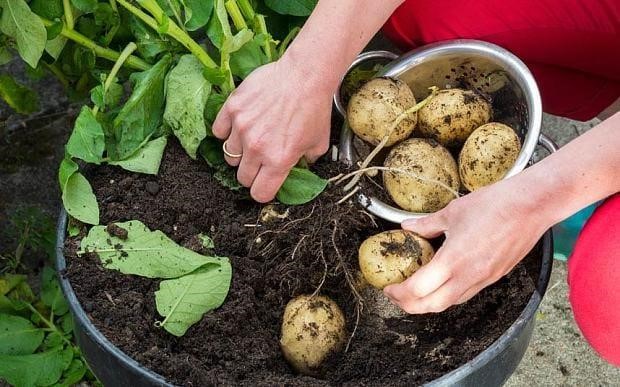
[108,136,168,175]
[30,0,63,19]
[223,28,254,55]
[0,0,47,68]
[59,359,87,386]
[0,46,11,65]
[59,313,74,334]
[40,331,63,351]
[0,347,73,387]
[40,267,69,316]
[62,172,100,225]
[264,0,317,16]
[214,167,243,191]
[80,220,225,279]
[198,233,214,249]
[130,17,176,62]
[230,35,269,79]
[182,0,213,31]
[90,75,123,111]
[66,107,105,164]
[155,261,232,336]
[199,137,225,167]
[70,0,97,13]
[58,158,78,191]
[277,167,327,205]
[0,314,44,355]
[202,67,228,87]
[111,55,172,160]
[0,75,40,114]
[164,54,211,159]
[45,35,67,60]
[45,18,63,40]
[0,274,26,296]
[205,92,227,125]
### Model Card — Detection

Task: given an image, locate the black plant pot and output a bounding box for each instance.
[56,211,553,387]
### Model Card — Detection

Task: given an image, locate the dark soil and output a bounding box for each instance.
[64,139,540,386]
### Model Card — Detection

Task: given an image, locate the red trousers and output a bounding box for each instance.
[384,0,620,366]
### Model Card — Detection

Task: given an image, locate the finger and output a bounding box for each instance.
[384,248,452,301]
[250,165,290,203]
[304,140,330,164]
[223,128,243,167]
[237,153,261,188]
[212,104,233,140]
[401,211,447,239]
[396,278,471,314]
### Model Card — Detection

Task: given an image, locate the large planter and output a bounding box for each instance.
[56,211,553,387]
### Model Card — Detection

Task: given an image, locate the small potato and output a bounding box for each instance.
[459,122,521,191]
[359,230,434,289]
[347,77,417,147]
[383,138,460,213]
[418,88,492,147]
[280,295,346,375]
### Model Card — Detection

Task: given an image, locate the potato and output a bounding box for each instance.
[459,122,522,191]
[383,138,460,213]
[280,295,346,375]
[418,88,492,147]
[359,230,434,289]
[347,77,417,146]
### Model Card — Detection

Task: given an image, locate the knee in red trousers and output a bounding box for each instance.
[568,194,620,366]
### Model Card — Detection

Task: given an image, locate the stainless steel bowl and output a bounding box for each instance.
[335,40,557,224]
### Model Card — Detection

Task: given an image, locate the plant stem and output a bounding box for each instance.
[254,14,273,62]
[41,19,150,71]
[225,0,247,31]
[165,0,186,32]
[118,0,217,68]
[27,304,73,347]
[102,0,121,46]
[92,42,138,116]
[237,0,255,21]
[278,27,300,58]
[43,63,69,89]
[62,0,74,30]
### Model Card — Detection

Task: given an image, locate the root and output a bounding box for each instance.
[342,86,439,192]
[310,244,328,298]
[336,185,361,205]
[290,235,307,261]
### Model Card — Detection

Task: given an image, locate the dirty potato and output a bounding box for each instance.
[359,230,434,289]
[383,138,460,213]
[280,295,346,375]
[347,77,417,146]
[418,88,492,147]
[458,122,522,191]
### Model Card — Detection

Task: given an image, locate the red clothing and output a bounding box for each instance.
[383,0,620,121]
[384,0,620,365]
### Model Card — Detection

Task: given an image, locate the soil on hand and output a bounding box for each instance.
[64,140,539,386]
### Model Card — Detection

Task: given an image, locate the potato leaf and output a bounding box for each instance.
[0,0,47,68]
[80,220,226,278]
[30,0,63,19]
[62,171,100,225]
[0,347,73,387]
[0,75,39,115]
[0,314,44,355]
[58,158,78,191]
[264,0,317,16]
[45,35,67,60]
[40,267,69,316]
[182,0,214,31]
[0,274,27,296]
[111,55,172,160]
[155,260,232,336]
[108,136,168,175]
[59,359,87,386]
[230,35,269,79]
[164,54,211,159]
[66,106,105,164]
[70,0,97,13]
[277,167,327,205]
[130,17,176,62]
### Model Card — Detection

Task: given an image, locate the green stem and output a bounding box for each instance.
[117,0,217,68]
[43,62,70,89]
[62,0,74,30]
[225,0,247,31]
[92,42,138,115]
[41,19,150,71]
[102,0,121,46]
[27,304,73,347]
[278,27,300,58]
[165,0,186,32]
[254,14,273,62]
[237,0,255,21]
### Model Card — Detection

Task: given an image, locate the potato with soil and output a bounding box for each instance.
[280,295,346,375]
[359,230,434,289]
[459,122,522,191]
[347,77,417,146]
[383,138,460,213]
[418,88,492,147]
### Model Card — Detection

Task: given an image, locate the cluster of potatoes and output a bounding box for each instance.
[279,230,435,375]
[347,77,522,213]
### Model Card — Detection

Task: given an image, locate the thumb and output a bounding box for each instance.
[401,210,447,239]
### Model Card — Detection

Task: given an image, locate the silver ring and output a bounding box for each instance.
[222,140,242,158]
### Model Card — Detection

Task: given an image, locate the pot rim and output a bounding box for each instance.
[55,210,553,386]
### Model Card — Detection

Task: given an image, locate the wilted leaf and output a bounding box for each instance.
[80,220,225,278]
[108,136,168,175]
[65,106,105,164]
[0,75,40,114]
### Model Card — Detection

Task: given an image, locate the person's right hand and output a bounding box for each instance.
[212,55,334,203]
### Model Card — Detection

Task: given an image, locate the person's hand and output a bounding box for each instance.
[212,57,333,203]
[384,180,549,314]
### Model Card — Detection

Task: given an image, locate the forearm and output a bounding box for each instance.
[281,0,405,94]
[512,112,620,226]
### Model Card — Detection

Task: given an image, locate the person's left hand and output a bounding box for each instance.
[383,180,549,314]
